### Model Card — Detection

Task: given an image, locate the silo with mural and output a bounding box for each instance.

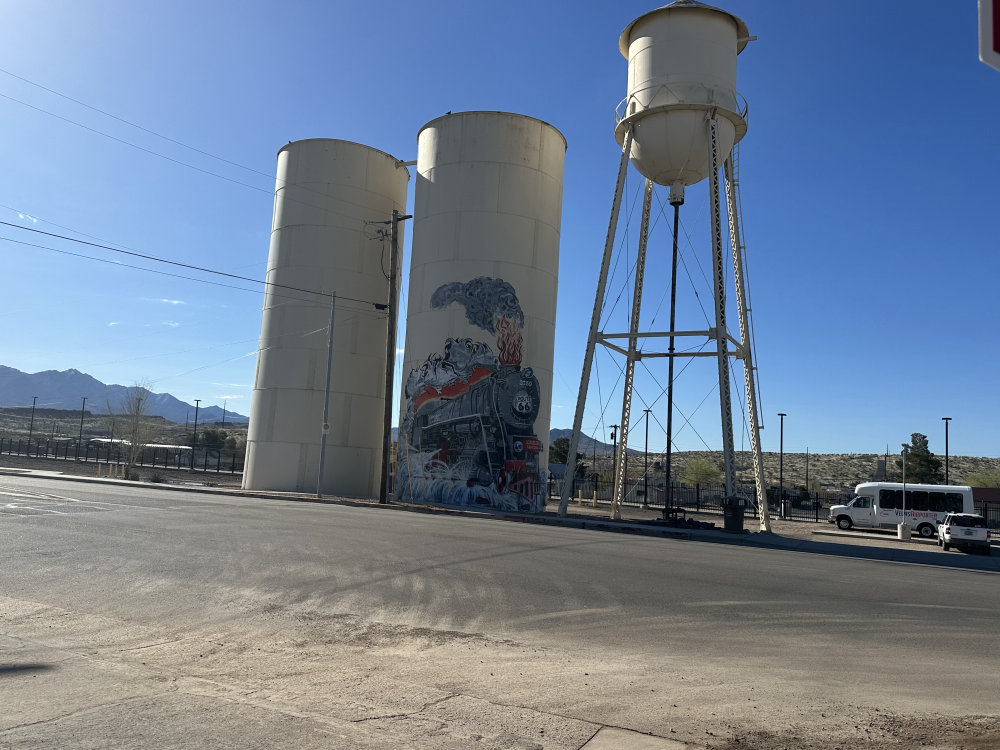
[397,111,566,512]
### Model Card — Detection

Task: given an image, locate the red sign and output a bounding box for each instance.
[521,438,542,453]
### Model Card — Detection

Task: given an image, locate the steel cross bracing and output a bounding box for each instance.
[558,116,764,519]
[557,128,634,516]
[610,179,654,520]
[708,114,738,498]
[724,152,770,532]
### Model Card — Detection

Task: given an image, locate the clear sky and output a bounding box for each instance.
[1,1,997,458]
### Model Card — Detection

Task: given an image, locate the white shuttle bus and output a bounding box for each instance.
[828,482,974,539]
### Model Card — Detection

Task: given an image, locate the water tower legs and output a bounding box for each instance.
[724,155,771,532]
[558,114,769,529]
[557,129,634,517]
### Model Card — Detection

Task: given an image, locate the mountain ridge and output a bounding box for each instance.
[0,365,247,424]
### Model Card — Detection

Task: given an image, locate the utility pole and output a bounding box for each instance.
[190,399,201,471]
[317,294,336,498]
[379,210,411,504]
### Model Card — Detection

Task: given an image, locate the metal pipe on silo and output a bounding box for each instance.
[244,139,409,498]
[397,112,566,513]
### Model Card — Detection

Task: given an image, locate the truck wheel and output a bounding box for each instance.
[916,524,935,539]
[942,541,950,551]
[836,516,853,530]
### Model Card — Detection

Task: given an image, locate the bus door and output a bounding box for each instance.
[851,495,876,527]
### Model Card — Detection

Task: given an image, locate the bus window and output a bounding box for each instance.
[853,496,872,509]
[945,493,964,513]
[908,490,929,511]
[880,489,901,509]
[929,492,947,513]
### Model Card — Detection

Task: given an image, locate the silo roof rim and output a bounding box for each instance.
[277,138,410,175]
[618,1,752,58]
[417,111,567,150]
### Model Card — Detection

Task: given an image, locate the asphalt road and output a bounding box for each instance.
[2,475,999,749]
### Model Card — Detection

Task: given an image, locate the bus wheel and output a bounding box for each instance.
[916,524,935,539]
[836,516,853,530]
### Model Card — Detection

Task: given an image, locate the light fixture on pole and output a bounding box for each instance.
[942,417,952,484]
[610,424,619,508]
[28,396,37,456]
[778,413,786,519]
[76,397,87,460]
[191,399,201,471]
[643,408,651,508]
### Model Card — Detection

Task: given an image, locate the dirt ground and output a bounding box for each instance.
[3,455,999,749]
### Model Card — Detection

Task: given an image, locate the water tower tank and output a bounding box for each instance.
[398,111,566,513]
[243,139,409,498]
[614,1,750,187]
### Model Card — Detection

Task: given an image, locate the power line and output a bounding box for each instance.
[0,65,275,183]
[0,220,385,310]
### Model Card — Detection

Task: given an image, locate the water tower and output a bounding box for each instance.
[557,1,770,531]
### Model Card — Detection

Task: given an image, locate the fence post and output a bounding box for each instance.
[696,483,700,513]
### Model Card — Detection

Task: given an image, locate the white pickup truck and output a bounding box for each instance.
[938,513,992,554]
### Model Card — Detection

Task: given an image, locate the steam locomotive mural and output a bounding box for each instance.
[397,277,546,512]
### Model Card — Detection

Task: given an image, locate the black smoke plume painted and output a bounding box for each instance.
[431,277,524,333]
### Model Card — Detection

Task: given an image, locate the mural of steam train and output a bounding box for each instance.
[401,363,544,511]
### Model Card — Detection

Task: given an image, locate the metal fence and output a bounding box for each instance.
[0,437,244,475]
[547,475,846,521]
[549,475,1000,529]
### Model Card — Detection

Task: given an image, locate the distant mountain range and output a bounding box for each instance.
[549,428,638,455]
[0,365,247,424]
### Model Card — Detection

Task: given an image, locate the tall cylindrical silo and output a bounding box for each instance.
[614,0,750,189]
[397,112,566,513]
[244,139,409,497]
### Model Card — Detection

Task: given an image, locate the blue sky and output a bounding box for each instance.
[1,1,997,458]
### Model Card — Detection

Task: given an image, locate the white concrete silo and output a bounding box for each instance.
[397,112,566,513]
[244,139,408,497]
[614,0,749,192]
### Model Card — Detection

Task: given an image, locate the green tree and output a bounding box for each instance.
[200,429,227,452]
[681,457,722,486]
[548,437,587,477]
[896,433,943,483]
[966,467,1000,488]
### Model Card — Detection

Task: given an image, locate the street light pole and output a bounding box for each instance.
[643,408,651,508]
[778,412,786,519]
[942,417,952,484]
[76,397,87,460]
[610,424,619,499]
[28,396,37,456]
[190,400,201,471]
